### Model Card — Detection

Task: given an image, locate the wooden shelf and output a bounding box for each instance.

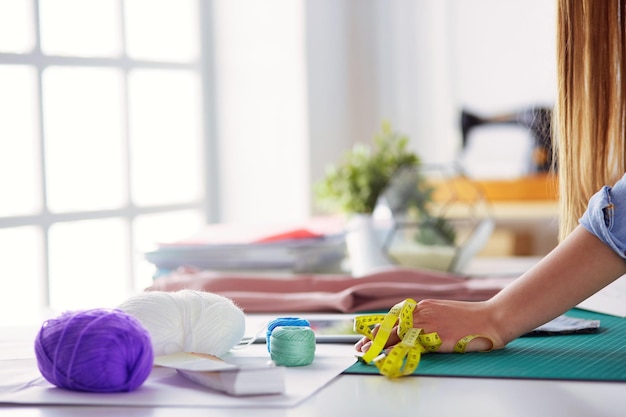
[431,173,558,203]
[428,174,559,256]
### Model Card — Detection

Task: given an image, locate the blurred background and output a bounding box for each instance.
[0,0,557,325]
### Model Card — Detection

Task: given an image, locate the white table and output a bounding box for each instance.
[1,372,623,417]
[2,257,624,417]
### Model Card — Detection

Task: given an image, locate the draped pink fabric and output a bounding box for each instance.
[146,266,515,313]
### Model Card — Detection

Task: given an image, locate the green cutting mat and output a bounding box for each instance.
[344,309,626,381]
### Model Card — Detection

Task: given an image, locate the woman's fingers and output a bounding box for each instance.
[354,323,402,353]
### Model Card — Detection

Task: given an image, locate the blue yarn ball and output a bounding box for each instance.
[34,309,154,393]
[266,317,310,352]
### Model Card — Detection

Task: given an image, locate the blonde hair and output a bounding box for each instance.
[555,0,626,241]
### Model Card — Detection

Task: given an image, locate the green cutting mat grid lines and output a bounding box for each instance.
[345,309,626,381]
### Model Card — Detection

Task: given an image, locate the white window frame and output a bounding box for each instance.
[0,0,219,316]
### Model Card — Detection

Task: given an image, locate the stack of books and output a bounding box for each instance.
[144,218,347,276]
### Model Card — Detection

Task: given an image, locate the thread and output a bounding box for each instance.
[34,308,153,393]
[266,317,315,366]
[265,317,310,352]
[269,326,316,366]
[233,319,270,349]
[117,289,245,357]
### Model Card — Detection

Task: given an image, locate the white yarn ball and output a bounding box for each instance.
[117,290,245,357]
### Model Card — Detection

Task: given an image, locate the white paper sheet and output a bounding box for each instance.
[0,342,356,408]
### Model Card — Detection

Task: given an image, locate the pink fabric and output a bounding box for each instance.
[146,266,516,313]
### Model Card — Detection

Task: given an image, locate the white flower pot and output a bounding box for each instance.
[345,214,394,277]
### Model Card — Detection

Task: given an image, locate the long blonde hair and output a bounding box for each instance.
[555,0,626,241]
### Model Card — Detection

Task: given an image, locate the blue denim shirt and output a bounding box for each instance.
[579,173,626,259]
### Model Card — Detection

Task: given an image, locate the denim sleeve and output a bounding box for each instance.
[579,173,626,259]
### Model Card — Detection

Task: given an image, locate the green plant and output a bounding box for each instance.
[315,122,419,214]
[315,122,456,245]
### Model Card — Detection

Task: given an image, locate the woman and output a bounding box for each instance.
[356,0,626,354]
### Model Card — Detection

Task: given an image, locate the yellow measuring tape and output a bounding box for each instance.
[354,298,493,378]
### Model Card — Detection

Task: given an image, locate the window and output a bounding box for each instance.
[0,0,213,326]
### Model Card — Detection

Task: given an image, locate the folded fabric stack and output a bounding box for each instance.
[147,266,515,314]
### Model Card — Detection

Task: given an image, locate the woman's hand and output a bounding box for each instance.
[354,299,506,354]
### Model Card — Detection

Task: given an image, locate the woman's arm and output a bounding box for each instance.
[355,225,626,353]
[486,225,626,345]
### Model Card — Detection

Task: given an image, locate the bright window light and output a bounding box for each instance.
[128,69,203,206]
[43,66,127,213]
[0,1,207,327]
[0,65,41,217]
[0,227,43,326]
[39,0,122,57]
[49,218,129,311]
[0,0,34,53]
[124,0,199,62]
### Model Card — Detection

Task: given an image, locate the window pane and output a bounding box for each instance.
[0,0,34,53]
[39,0,122,57]
[128,69,203,206]
[124,0,199,62]
[0,227,43,327]
[43,66,127,213]
[0,66,41,216]
[133,210,204,290]
[49,219,129,311]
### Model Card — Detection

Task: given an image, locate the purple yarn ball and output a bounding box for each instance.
[34,308,154,393]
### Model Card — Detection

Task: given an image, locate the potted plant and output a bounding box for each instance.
[315,122,457,275]
[315,122,420,215]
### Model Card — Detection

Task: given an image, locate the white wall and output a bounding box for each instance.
[211,0,557,223]
[212,0,309,224]
[450,0,557,113]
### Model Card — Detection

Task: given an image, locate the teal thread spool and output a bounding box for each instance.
[266,317,310,352]
[269,326,316,367]
[266,317,315,366]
